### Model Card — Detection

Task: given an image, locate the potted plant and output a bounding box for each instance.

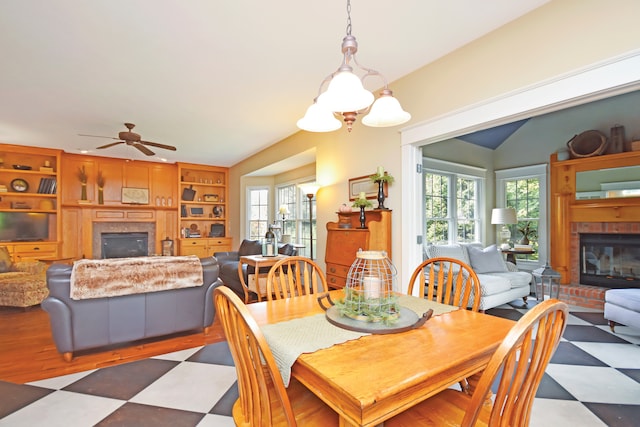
[369,166,395,209]
[517,221,537,245]
[352,192,372,228]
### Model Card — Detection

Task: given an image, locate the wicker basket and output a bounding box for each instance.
[567,130,608,158]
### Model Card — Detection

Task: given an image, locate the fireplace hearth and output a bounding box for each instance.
[580,233,640,289]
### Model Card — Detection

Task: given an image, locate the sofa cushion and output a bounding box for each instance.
[0,246,13,273]
[238,240,262,257]
[475,274,511,296]
[489,271,532,289]
[467,245,508,274]
[426,244,470,265]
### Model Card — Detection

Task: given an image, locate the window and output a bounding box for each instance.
[275,181,316,259]
[496,164,547,267]
[276,185,297,240]
[423,159,485,245]
[247,187,269,241]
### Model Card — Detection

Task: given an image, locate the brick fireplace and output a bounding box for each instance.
[564,222,640,309]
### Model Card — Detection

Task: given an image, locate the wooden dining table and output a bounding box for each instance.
[246,289,515,427]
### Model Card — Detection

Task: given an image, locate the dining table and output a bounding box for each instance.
[246,289,515,427]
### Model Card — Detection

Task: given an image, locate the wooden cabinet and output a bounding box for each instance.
[178,237,232,257]
[177,163,231,255]
[325,210,392,289]
[0,144,61,257]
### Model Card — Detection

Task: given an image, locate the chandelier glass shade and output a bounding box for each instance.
[297,1,410,133]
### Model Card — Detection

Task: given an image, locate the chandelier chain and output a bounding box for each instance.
[346,0,352,36]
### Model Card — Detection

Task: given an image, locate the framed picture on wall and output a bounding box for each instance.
[122,187,149,204]
[348,175,387,201]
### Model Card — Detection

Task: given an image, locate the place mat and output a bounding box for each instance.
[261,295,459,386]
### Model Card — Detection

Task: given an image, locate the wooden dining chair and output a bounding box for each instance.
[407,256,482,312]
[386,298,569,427]
[266,256,327,301]
[213,286,338,427]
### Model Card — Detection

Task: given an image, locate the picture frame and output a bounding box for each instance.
[121,187,149,204]
[348,175,388,201]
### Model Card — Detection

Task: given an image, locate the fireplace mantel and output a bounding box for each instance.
[550,150,640,284]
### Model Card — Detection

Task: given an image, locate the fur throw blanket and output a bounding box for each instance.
[70,256,204,300]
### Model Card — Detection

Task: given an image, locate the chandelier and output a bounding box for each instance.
[296,0,410,133]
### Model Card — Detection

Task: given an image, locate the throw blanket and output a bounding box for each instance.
[70,256,204,300]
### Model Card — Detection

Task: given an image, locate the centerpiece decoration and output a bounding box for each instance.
[369,166,394,209]
[352,191,372,229]
[337,250,399,324]
[318,250,431,333]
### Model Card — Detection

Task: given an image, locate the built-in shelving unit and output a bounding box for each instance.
[177,163,232,256]
[0,144,62,261]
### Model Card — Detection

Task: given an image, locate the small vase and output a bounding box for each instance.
[98,187,104,205]
[359,206,366,229]
[376,180,386,209]
[518,236,529,245]
[81,183,87,201]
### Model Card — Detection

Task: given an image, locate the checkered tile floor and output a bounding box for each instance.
[1,299,639,426]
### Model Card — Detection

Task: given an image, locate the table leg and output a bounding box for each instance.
[237,261,251,304]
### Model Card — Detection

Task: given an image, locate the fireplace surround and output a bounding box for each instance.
[92,222,156,259]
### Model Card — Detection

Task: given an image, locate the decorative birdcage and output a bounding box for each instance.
[337,250,400,324]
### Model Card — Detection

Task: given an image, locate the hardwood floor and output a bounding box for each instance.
[0,305,226,384]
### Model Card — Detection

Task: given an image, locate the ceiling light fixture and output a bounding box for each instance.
[297,0,410,133]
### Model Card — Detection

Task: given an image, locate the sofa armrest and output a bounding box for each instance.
[506,261,518,272]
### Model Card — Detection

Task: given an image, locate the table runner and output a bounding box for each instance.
[261,295,459,386]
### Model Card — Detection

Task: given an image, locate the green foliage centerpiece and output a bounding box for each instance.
[336,250,400,326]
[369,166,394,209]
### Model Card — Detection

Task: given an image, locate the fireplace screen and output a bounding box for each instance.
[580,233,640,289]
[102,232,149,259]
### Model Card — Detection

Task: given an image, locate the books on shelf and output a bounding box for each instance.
[37,177,57,194]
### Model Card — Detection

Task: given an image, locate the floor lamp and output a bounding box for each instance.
[299,183,319,259]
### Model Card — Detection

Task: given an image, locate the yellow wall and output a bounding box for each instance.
[230,0,640,271]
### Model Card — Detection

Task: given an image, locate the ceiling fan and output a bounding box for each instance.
[79,123,177,156]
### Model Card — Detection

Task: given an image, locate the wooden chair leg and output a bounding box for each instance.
[522,295,528,305]
[609,320,617,332]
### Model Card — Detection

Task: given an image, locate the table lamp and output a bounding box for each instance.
[491,207,517,250]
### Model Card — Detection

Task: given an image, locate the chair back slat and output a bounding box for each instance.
[214,286,297,426]
[463,299,568,427]
[408,257,481,312]
[267,256,327,301]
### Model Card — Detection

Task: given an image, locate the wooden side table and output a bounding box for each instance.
[238,254,289,302]
[501,249,534,264]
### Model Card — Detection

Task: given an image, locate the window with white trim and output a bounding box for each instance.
[247,187,269,241]
[496,164,547,268]
[423,159,485,245]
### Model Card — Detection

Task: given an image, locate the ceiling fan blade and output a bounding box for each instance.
[133,143,155,156]
[79,134,119,140]
[140,140,177,151]
[97,141,125,149]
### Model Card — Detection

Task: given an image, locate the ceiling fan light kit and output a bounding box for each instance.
[297,0,410,133]
[79,123,177,156]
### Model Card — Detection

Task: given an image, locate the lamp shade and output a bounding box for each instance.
[299,183,320,197]
[317,70,374,112]
[491,207,517,225]
[362,90,411,127]
[297,102,342,132]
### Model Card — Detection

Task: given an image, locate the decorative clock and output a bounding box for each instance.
[11,178,29,192]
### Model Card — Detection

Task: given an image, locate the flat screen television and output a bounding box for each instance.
[0,212,49,242]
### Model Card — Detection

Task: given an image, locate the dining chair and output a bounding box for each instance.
[385,298,569,427]
[213,286,338,427]
[266,256,327,301]
[407,256,482,312]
